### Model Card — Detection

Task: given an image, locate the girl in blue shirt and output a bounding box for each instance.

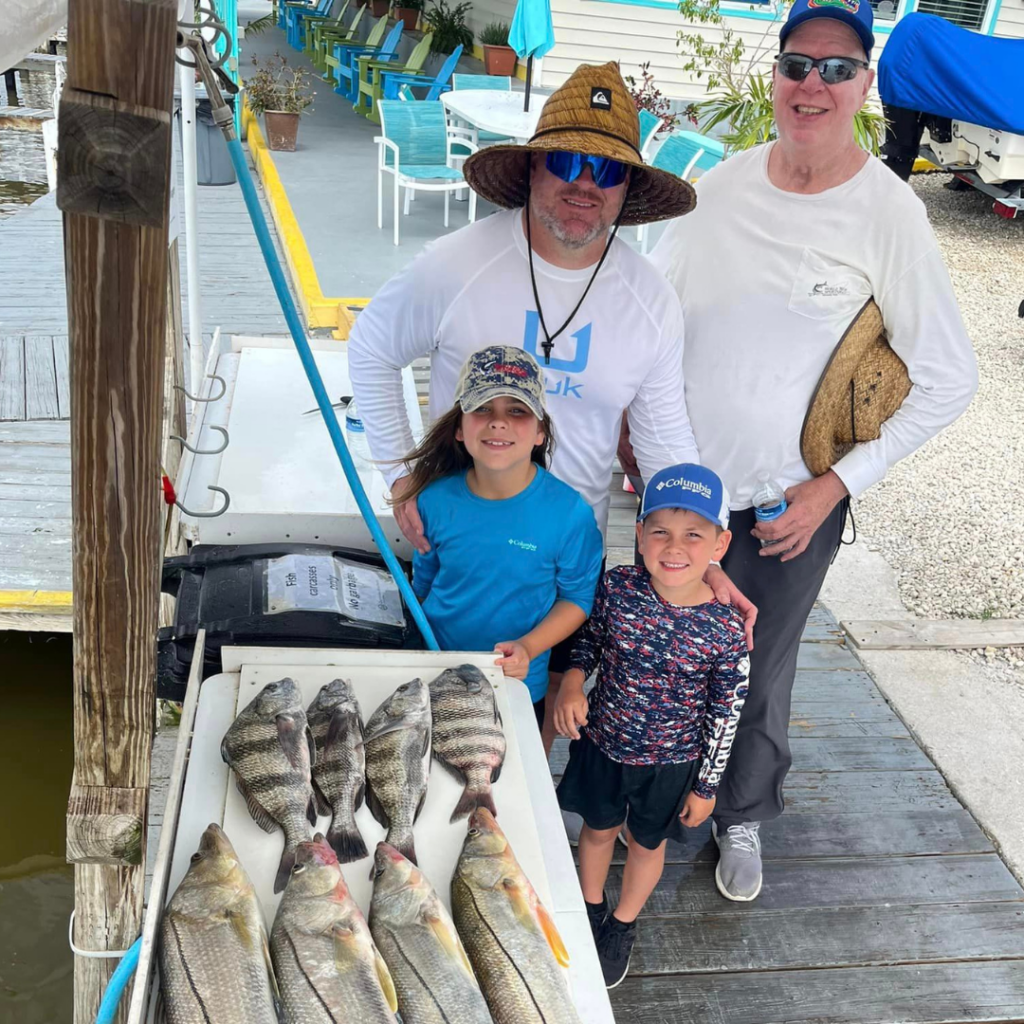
[397,345,603,724]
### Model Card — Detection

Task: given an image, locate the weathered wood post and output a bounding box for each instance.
[57,1,178,1021]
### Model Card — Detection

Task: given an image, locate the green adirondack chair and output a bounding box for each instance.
[313,4,369,78]
[304,0,350,64]
[354,32,433,123]
[323,11,388,87]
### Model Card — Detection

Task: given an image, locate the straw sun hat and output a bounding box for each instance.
[800,299,912,477]
[462,62,696,227]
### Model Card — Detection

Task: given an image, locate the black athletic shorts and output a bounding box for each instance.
[548,557,607,674]
[556,731,700,850]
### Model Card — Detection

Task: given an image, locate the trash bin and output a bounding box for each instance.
[175,91,237,186]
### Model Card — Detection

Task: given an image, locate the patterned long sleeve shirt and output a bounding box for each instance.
[570,565,750,799]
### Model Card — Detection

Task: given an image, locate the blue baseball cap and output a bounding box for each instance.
[639,463,731,530]
[779,0,875,60]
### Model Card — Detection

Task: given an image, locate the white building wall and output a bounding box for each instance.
[993,0,1024,37]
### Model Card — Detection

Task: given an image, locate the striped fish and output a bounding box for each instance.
[221,677,317,893]
[307,678,368,863]
[429,665,506,822]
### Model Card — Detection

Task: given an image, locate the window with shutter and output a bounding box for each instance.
[911,0,989,30]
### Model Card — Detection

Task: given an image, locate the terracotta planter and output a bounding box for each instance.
[395,6,419,30]
[370,0,390,15]
[264,110,301,151]
[483,44,517,77]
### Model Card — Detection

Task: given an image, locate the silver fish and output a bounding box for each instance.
[221,676,318,892]
[429,664,506,821]
[271,834,398,1023]
[159,823,279,1024]
[451,809,580,1024]
[370,842,493,1024]
[307,679,368,863]
[364,678,431,864]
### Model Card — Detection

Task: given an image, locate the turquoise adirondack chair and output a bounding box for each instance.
[311,3,366,76]
[382,45,463,103]
[636,131,725,253]
[375,99,478,245]
[354,32,433,122]
[323,12,388,88]
[304,0,350,62]
[285,0,333,49]
[333,20,404,101]
[638,109,664,160]
[451,73,512,145]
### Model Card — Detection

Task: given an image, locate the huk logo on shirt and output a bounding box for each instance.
[810,280,850,297]
[522,312,591,400]
[590,87,612,110]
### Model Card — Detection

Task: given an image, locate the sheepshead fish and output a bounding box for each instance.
[159,824,279,1024]
[451,809,579,1024]
[364,678,431,865]
[221,676,318,893]
[369,842,492,1024]
[429,664,506,821]
[307,679,368,863]
[271,834,398,1023]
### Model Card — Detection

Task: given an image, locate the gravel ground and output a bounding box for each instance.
[852,172,1024,628]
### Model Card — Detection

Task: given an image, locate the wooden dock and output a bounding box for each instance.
[549,604,1024,1024]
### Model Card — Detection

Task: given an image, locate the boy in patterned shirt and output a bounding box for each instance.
[553,462,750,988]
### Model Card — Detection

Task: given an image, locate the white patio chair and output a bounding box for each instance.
[636,132,707,254]
[375,99,479,246]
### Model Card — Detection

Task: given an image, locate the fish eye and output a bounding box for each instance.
[397,683,408,692]
[293,864,307,875]
[374,865,385,878]
[468,828,480,837]
[190,852,202,863]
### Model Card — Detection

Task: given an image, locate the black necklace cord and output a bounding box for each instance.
[524,179,624,365]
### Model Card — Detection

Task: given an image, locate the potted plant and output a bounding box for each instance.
[244,53,315,152]
[479,21,516,77]
[423,0,473,74]
[394,0,423,31]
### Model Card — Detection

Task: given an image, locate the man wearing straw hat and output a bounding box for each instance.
[636,0,978,902]
[350,61,756,747]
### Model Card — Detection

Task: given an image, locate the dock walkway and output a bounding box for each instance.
[554,603,1024,1023]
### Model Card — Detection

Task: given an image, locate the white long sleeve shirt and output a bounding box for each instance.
[348,209,699,538]
[651,144,978,508]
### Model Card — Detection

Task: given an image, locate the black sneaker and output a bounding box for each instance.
[585,895,608,939]
[596,915,636,989]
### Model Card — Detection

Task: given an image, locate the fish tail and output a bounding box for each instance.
[389,828,417,865]
[450,784,496,823]
[275,845,296,894]
[327,817,368,864]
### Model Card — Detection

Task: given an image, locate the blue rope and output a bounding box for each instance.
[94,937,141,1024]
[224,137,439,650]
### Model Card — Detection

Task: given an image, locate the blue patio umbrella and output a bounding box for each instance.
[509,0,555,112]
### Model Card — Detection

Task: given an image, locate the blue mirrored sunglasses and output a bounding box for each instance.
[545,151,629,189]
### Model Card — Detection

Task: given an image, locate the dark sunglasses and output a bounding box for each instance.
[775,52,869,85]
[545,151,629,189]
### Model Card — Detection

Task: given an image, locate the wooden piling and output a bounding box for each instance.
[57,1,178,1021]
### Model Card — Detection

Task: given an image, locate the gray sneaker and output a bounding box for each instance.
[563,809,584,847]
[711,820,763,902]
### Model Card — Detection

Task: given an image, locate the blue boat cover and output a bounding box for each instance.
[878,13,1024,136]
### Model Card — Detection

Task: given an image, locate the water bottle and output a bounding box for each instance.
[344,400,373,472]
[752,471,787,548]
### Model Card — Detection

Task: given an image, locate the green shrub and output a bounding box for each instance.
[479,21,511,46]
[424,0,474,54]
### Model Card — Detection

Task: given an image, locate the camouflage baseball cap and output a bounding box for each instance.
[454,345,547,421]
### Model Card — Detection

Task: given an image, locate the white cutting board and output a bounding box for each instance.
[221,661,551,921]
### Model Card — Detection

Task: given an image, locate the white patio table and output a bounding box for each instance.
[441,88,548,144]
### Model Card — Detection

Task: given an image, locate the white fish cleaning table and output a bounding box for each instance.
[138,646,615,1023]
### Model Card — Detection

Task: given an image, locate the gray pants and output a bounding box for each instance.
[713,503,847,826]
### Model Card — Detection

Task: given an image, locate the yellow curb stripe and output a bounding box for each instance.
[242,103,369,334]
[0,590,74,613]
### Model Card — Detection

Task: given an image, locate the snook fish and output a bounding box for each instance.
[429,664,506,822]
[270,834,398,1023]
[369,842,492,1024]
[451,809,580,1024]
[159,823,279,1024]
[221,676,318,892]
[307,678,368,863]
[363,678,431,864]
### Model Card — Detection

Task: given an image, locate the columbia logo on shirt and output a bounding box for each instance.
[508,538,538,552]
